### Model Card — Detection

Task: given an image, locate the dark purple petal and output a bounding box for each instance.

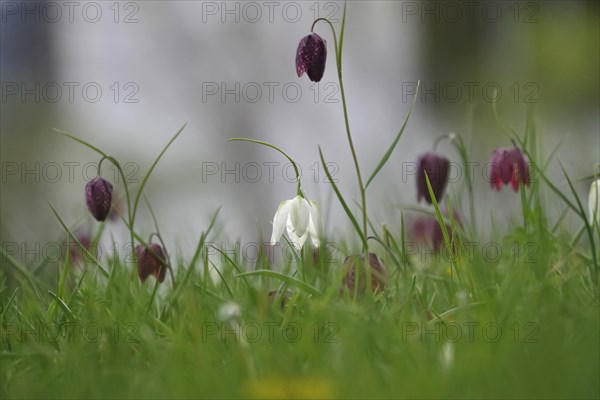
[85,177,113,221]
[508,147,530,191]
[489,149,504,191]
[488,146,529,192]
[296,33,327,82]
[417,152,450,204]
[410,209,461,252]
[136,243,167,283]
[64,233,95,265]
[342,253,387,295]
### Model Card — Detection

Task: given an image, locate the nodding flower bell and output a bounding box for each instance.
[417,152,450,204]
[85,176,113,221]
[270,195,322,249]
[410,209,461,252]
[64,232,94,265]
[489,147,530,192]
[296,33,327,82]
[135,243,167,283]
[342,253,387,295]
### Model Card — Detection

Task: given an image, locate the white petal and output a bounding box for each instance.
[289,195,310,238]
[590,179,600,225]
[308,201,322,232]
[307,201,322,248]
[286,217,307,249]
[308,224,320,248]
[307,214,320,248]
[270,199,292,245]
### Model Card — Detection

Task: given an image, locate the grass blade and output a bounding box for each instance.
[208,260,234,299]
[319,146,367,249]
[0,247,45,288]
[337,0,347,69]
[237,270,322,297]
[365,80,420,189]
[425,173,461,284]
[0,287,19,322]
[53,129,107,158]
[47,290,76,322]
[48,203,109,278]
[132,123,187,222]
[560,165,598,286]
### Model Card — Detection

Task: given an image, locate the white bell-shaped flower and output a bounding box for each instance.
[270,195,321,249]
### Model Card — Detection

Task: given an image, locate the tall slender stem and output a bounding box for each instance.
[312,16,371,294]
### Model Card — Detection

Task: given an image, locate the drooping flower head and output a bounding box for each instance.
[489,147,530,192]
[410,209,461,252]
[589,179,600,226]
[270,195,322,249]
[63,232,95,265]
[135,243,167,283]
[296,33,327,82]
[416,152,450,204]
[342,253,387,295]
[85,176,113,221]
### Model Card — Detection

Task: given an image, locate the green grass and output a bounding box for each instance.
[1,187,599,398]
[2,116,599,399]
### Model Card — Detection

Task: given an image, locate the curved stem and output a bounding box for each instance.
[228,138,303,197]
[432,134,452,152]
[98,155,134,252]
[148,232,175,285]
[445,133,477,236]
[313,15,371,294]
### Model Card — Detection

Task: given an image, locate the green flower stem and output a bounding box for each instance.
[148,232,176,286]
[454,134,477,236]
[98,155,134,251]
[439,133,477,236]
[312,14,371,294]
[227,138,304,197]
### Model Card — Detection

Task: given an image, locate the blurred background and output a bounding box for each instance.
[1,1,599,266]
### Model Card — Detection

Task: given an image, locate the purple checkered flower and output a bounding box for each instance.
[296,33,327,82]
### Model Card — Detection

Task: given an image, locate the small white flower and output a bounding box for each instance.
[589,179,600,226]
[218,302,241,322]
[270,195,322,249]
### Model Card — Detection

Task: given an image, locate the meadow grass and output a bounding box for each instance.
[1,126,599,398]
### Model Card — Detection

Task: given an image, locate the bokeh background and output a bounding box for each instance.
[1,1,599,265]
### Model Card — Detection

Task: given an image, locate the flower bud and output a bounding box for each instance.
[489,147,530,192]
[135,243,167,283]
[296,33,327,82]
[85,177,113,221]
[417,152,450,204]
[342,253,387,295]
